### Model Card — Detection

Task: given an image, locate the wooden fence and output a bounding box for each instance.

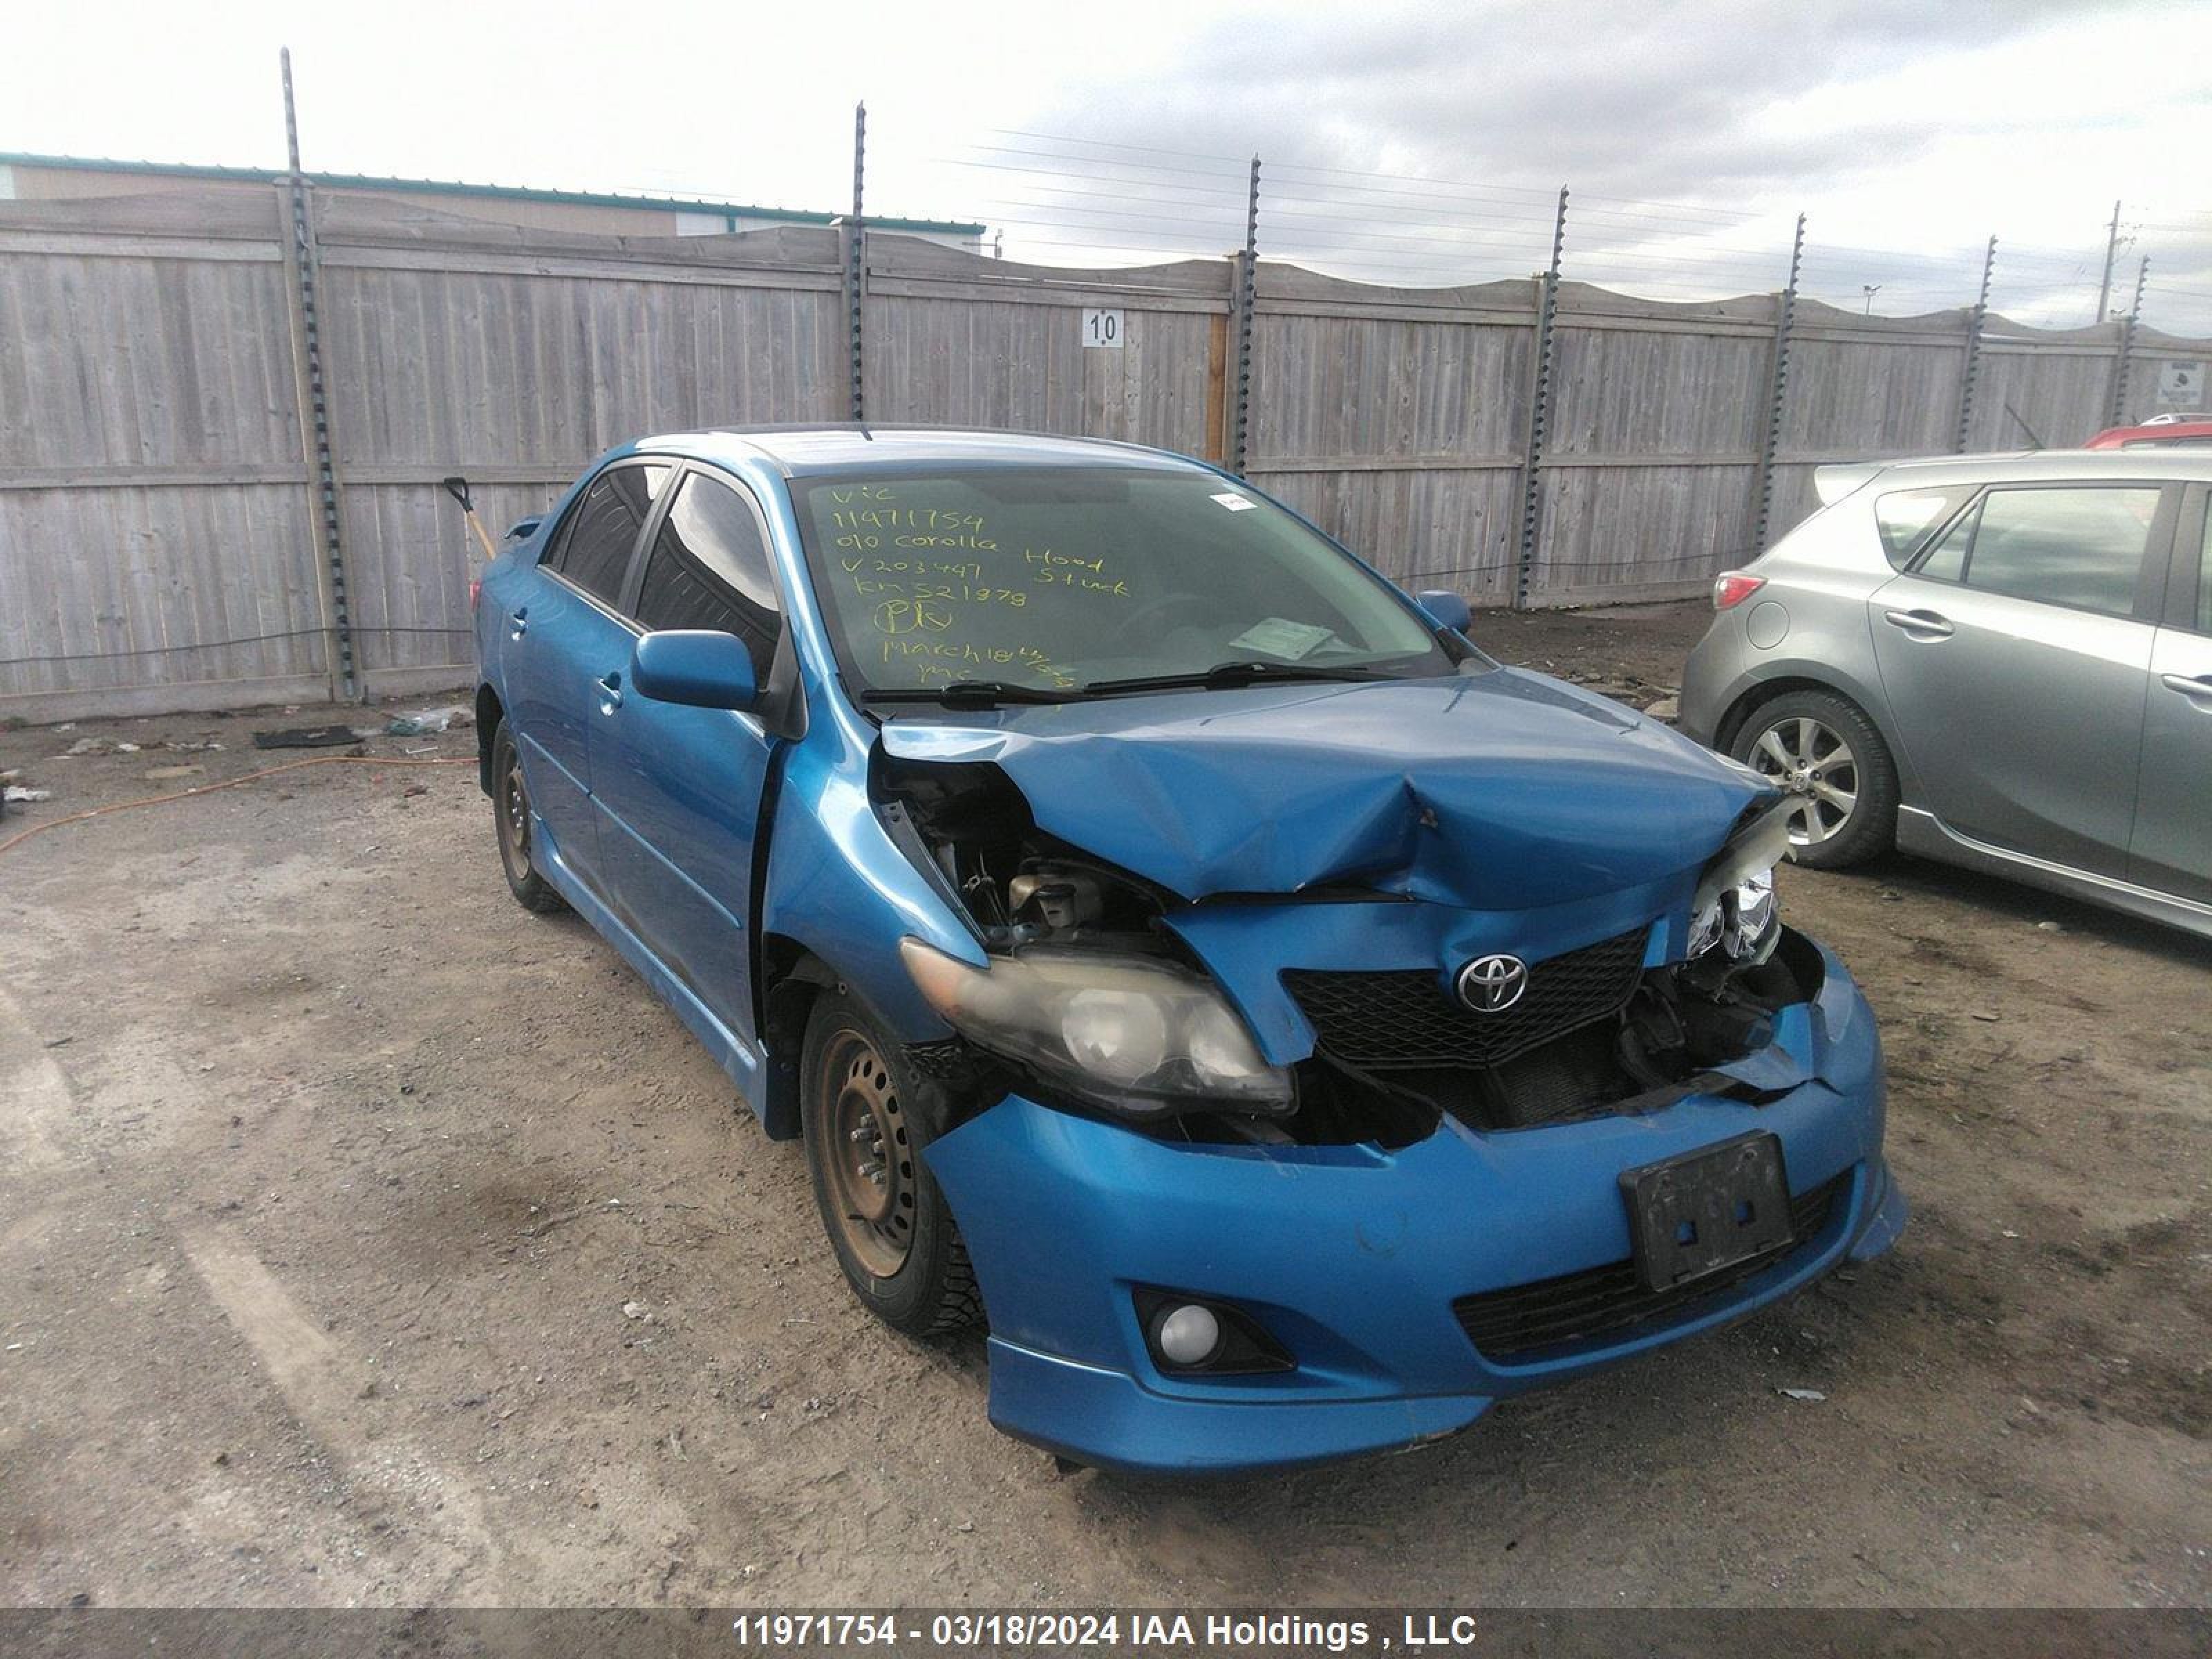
[3,187,2207,720]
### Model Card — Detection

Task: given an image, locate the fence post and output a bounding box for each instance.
[1512,186,1568,609]
[840,101,867,423]
[1228,156,1260,477]
[2108,256,2148,427]
[279,48,358,703]
[1956,234,1996,452]
[1751,212,1806,558]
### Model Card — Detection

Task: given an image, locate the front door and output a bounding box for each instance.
[587,468,789,1042]
[1868,482,2171,877]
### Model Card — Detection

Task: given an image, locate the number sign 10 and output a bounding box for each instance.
[1082,308,1123,349]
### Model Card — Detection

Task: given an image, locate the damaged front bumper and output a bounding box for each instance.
[924,938,1906,1476]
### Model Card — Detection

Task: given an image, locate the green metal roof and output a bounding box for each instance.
[0,151,985,237]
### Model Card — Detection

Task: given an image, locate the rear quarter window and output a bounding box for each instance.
[1874,487,1974,570]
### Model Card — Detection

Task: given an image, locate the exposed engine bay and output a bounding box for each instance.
[874,750,1815,1150]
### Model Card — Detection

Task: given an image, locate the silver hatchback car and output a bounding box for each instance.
[1680,450,2212,939]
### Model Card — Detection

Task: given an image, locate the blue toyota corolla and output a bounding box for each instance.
[471,425,1906,1476]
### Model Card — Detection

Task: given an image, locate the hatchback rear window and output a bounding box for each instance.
[1874,487,1973,570]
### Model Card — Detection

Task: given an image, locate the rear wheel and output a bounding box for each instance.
[1731,691,1898,870]
[801,988,980,1336]
[491,720,567,913]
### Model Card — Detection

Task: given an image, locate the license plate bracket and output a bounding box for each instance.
[1620,1132,1793,1292]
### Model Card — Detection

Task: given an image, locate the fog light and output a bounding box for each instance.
[1153,1303,1222,1367]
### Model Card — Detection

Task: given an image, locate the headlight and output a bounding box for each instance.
[1689,798,1791,965]
[900,938,1293,1118]
[1688,866,1779,963]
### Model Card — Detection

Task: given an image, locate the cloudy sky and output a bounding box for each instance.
[6,0,2209,329]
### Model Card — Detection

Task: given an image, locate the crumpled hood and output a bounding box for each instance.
[877,668,1765,910]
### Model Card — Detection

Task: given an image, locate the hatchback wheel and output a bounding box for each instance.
[491,720,567,913]
[1731,691,1898,870]
[801,988,981,1336]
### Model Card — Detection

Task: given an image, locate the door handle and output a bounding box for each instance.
[2161,672,2212,706]
[507,608,528,641]
[1882,608,1954,639]
[597,671,623,714]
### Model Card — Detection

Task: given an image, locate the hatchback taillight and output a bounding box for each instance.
[1713,572,1765,611]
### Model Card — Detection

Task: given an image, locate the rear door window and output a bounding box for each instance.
[633,474,782,680]
[1956,487,2159,617]
[552,465,666,608]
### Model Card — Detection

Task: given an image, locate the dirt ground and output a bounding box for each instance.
[1,601,2206,1611]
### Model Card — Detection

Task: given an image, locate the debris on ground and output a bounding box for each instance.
[1642,695,1680,722]
[621,1301,650,1322]
[384,705,474,738]
[1779,1388,1828,1403]
[62,736,115,757]
[143,765,204,782]
[252,724,364,751]
[4,785,53,804]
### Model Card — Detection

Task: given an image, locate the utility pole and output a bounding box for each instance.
[1754,214,1807,554]
[842,101,867,422]
[2108,255,2150,427]
[279,48,358,703]
[1512,187,1569,609]
[1956,235,1996,453]
[1228,155,1261,477]
[2094,199,2121,323]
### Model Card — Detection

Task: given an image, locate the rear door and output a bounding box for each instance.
[1868,480,2174,876]
[586,467,790,1040]
[502,460,668,895]
[2131,486,2212,901]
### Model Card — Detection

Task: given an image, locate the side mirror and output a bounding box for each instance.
[630,630,759,711]
[505,515,544,545]
[1415,588,1472,634]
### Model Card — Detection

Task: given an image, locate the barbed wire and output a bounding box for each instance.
[946,127,2212,337]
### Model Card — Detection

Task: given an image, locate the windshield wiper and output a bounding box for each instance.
[1082,659,1397,697]
[861,681,1088,709]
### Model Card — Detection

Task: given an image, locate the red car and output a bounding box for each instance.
[2086,413,2212,449]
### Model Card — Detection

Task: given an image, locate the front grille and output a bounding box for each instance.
[1452,1173,1849,1361]
[1283,927,1647,1070]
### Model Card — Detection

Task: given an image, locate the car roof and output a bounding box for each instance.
[1836,447,2212,492]
[626,424,1210,479]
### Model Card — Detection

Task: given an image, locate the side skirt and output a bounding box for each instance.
[1895,806,2212,940]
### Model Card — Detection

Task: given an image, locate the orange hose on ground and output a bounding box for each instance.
[0,753,476,859]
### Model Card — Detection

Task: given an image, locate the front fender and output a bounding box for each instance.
[760,693,984,1040]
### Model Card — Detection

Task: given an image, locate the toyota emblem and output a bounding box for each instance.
[1456,953,1530,1013]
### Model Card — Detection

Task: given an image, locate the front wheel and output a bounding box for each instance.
[800,988,980,1337]
[1730,691,1899,870]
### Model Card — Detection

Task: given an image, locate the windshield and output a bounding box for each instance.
[788,467,1459,697]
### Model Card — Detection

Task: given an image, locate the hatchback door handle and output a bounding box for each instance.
[597,672,623,713]
[1883,608,1953,639]
[507,608,528,640]
[2161,672,2212,706]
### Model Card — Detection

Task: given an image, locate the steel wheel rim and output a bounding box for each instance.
[819,1029,915,1280]
[498,752,534,880]
[1750,715,1859,848]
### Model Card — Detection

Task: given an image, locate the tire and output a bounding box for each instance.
[800,988,980,1337]
[489,720,568,914]
[1730,690,1900,870]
